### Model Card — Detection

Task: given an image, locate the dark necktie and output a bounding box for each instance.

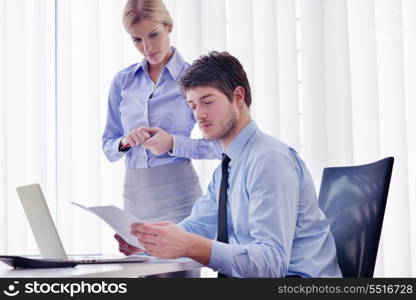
[217,154,231,278]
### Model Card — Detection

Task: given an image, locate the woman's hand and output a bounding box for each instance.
[121,127,152,148]
[114,233,144,256]
[120,127,173,156]
[141,127,174,155]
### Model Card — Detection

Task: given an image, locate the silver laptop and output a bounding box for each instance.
[0,183,149,268]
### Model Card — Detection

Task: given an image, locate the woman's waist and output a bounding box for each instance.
[124,158,198,187]
[124,151,188,168]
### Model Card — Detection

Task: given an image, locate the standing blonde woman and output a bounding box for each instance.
[102,0,221,265]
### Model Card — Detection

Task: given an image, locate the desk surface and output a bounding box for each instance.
[0,257,202,278]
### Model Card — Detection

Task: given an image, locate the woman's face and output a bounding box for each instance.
[127,19,172,68]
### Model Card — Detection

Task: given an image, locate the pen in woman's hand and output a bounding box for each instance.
[120,143,131,150]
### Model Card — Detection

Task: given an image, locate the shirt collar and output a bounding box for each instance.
[223,121,258,162]
[164,47,186,80]
[133,47,185,80]
[134,57,148,74]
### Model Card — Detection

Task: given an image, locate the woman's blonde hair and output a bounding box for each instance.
[123,0,173,30]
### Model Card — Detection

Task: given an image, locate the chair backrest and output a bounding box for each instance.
[318,157,394,278]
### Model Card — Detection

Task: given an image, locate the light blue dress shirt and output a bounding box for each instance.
[102,47,221,168]
[179,121,342,278]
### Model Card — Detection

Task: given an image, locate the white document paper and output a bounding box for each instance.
[70,202,144,249]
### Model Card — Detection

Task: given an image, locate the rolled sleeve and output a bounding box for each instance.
[170,134,222,160]
[208,240,235,276]
[104,136,127,162]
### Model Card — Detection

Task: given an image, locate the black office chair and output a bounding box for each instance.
[318,157,394,278]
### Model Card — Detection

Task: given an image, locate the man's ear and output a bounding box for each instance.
[167,24,173,33]
[234,86,246,107]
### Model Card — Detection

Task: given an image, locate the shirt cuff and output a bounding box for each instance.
[208,240,234,276]
[168,134,190,157]
[177,222,187,231]
[103,137,127,162]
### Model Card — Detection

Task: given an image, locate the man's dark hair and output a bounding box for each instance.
[179,51,252,108]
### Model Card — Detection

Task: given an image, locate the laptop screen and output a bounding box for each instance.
[16,184,68,260]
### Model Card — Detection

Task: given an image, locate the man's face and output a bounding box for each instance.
[186,86,238,142]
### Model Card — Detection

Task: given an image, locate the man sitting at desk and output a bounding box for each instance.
[124,51,341,278]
